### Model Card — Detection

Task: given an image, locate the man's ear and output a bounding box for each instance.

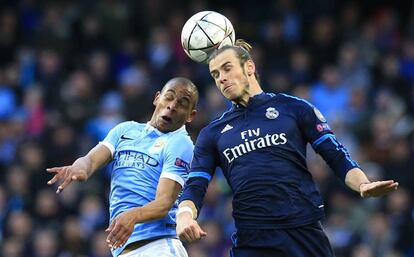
[153,91,161,106]
[186,110,197,123]
[246,60,255,76]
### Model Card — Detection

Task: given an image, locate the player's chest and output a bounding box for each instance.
[114,133,167,165]
[216,107,298,151]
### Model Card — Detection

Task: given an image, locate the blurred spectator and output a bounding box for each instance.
[1,237,25,257]
[33,189,60,229]
[87,50,114,93]
[89,230,112,257]
[310,64,350,123]
[37,48,64,108]
[308,16,338,72]
[44,124,78,168]
[59,70,98,129]
[376,53,411,105]
[60,216,87,255]
[22,86,45,137]
[31,228,59,257]
[0,9,18,67]
[85,91,124,142]
[0,83,16,120]
[78,195,107,238]
[385,187,414,254]
[399,38,414,82]
[5,165,30,212]
[359,213,394,257]
[338,41,371,89]
[5,210,32,249]
[288,47,312,85]
[117,63,152,122]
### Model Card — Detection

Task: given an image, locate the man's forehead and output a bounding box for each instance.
[164,83,193,97]
[209,49,237,70]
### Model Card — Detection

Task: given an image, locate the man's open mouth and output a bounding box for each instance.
[161,115,172,122]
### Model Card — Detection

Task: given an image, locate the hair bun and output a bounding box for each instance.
[235,39,252,52]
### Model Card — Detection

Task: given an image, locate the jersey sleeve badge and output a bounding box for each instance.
[313,107,327,122]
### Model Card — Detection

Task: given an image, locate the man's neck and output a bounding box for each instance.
[236,83,263,107]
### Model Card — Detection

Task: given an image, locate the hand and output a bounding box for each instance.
[360,180,398,198]
[106,209,136,250]
[176,212,207,243]
[47,165,88,193]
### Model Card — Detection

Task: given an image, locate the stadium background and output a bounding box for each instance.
[0,0,413,256]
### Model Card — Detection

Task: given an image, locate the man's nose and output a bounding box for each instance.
[167,100,178,110]
[219,73,227,83]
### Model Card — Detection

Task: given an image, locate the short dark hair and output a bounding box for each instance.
[208,39,260,81]
[162,77,199,109]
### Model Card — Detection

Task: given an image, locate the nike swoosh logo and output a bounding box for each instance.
[120,135,134,140]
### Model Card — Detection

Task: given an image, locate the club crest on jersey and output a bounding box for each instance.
[153,140,165,148]
[265,107,279,119]
[313,107,326,122]
[150,138,166,151]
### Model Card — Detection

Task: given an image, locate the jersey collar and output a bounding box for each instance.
[233,91,268,109]
[145,122,187,136]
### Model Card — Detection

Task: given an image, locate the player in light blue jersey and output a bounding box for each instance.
[47,77,199,257]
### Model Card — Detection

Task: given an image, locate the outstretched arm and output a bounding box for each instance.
[345,167,398,197]
[106,177,183,249]
[47,143,112,193]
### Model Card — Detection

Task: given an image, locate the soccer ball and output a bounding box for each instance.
[181,11,236,63]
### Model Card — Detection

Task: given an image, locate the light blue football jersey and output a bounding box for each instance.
[100,121,193,257]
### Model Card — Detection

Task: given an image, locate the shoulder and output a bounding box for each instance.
[276,93,314,107]
[210,106,235,125]
[273,93,316,113]
[165,128,194,149]
[113,120,142,131]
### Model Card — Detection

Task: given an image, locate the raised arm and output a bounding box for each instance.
[47,143,112,193]
[345,167,398,197]
[295,101,399,198]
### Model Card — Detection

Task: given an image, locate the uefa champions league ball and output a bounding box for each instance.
[181,11,236,63]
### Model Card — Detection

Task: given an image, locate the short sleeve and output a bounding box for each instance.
[100,121,132,157]
[160,134,194,187]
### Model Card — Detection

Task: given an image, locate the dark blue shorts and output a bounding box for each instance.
[230,222,335,257]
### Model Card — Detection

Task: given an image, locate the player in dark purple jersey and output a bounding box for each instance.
[175,40,399,257]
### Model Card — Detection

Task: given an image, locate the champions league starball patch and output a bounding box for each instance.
[175,158,190,171]
[266,107,279,119]
[313,107,326,122]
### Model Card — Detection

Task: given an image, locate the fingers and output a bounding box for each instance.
[46,166,88,193]
[179,225,207,242]
[373,180,395,187]
[56,175,74,194]
[46,167,65,185]
[200,229,207,237]
[106,221,117,248]
[46,167,64,173]
[47,175,59,185]
[363,181,399,197]
[71,172,88,182]
[106,221,131,250]
[179,231,193,242]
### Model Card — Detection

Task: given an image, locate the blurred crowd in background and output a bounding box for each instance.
[0,0,413,257]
